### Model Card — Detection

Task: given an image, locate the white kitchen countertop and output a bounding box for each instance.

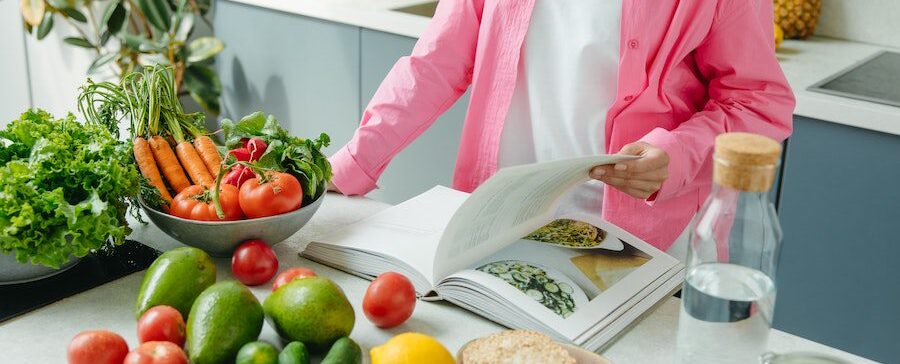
[225,0,900,137]
[0,194,876,363]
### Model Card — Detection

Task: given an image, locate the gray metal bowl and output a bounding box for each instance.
[140,193,324,257]
[0,253,80,285]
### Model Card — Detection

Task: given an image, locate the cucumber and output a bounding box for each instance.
[278,342,310,364]
[321,337,362,364]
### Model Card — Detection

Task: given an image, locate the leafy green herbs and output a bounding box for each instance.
[0,110,139,268]
[221,112,332,202]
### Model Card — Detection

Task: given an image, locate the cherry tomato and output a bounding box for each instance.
[123,341,188,364]
[67,330,129,364]
[362,272,417,328]
[272,267,317,291]
[229,148,251,162]
[246,137,268,161]
[239,172,303,218]
[222,165,255,188]
[239,137,251,147]
[170,184,243,221]
[137,306,185,346]
[231,240,279,285]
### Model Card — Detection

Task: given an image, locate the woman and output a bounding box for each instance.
[328,0,794,254]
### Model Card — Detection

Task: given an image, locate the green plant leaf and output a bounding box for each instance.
[62,7,87,23]
[173,12,194,42]
[36,12,54,40]
[186,37,223,64]
[46,0,72,9]
[63,37,94,48]
[135,0,171,32]
[100,30,111,45]
[183,64,221,115]
[102,0,127,34]
[20,0,46,27]
[88,53,119,74]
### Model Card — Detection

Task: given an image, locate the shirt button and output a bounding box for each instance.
[628,39,639,49]
[624,95,634,102]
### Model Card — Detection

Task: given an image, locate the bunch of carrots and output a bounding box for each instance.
[79,65,223,207]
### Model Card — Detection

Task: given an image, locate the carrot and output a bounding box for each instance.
[176,141,214,186]
[193,135,222,176]
[133,137,172,203]
[149,135,191,193]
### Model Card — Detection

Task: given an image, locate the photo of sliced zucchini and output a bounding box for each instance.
[476,260,586,318]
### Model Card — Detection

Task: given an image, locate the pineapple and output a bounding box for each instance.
[773,0,822,39]
[774,24,785,49]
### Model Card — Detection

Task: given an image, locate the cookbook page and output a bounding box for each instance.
[432,155,637,282]
[440,218,681,340]
[313,186,469,288]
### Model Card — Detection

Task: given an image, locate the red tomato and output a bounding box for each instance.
[170,184,243,221]
[272,267,317,291]
[222,165,255,188]
[246,137,268,161]
[239,137,251,147]
[137,306,185,346]
[67,330,129,364]
[229,148,251,162]
[232,240,279,285]
[239,172,303,218]
[362,272,417,328]
[123,341,188,364]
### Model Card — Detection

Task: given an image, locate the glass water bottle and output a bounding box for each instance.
[676,133,784,364]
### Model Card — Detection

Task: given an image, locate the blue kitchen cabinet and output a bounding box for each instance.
[214,1,360,155]
[774,116,900,363]
[359,29,470,204]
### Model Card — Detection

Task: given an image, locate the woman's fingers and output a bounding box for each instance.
[598,175,662,194]
[590,165,667,182]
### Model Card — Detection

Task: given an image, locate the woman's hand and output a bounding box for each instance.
[327,181,342,194]
[590,142,669,199]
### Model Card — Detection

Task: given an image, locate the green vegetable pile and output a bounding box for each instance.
[221,112,332,202]
[0,110,139,268]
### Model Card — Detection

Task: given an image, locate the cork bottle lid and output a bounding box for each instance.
[713,133,782,192]
[715,133,782,167]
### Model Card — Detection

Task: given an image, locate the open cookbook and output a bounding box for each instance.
[304,155,685,351]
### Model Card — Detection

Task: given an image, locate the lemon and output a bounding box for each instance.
[370,333,455,364]
[774,24,785,50]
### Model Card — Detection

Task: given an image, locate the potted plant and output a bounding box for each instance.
[19,0,224,116]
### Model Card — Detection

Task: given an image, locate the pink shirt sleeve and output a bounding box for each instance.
[641,0,795,203]
[329,0,483,195]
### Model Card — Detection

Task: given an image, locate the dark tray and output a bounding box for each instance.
[0,240,160,323]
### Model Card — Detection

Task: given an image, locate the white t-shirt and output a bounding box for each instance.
[497,0,622,218]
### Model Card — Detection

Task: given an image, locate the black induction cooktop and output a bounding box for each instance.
[0,240,160,323]
[809,51,900,108]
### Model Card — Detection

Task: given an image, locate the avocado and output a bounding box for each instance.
[278,342,310,364]
[321,337,362,364]
[187,281,264,364]
[135,247,216,319]
[263,277,355,352]
[236,341,279,364]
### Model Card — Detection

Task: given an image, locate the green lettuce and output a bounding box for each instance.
[0,110,139,268]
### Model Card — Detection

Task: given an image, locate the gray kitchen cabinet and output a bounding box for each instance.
[214,1,360,155]
[774,116,900,363]
[359,29,469,204]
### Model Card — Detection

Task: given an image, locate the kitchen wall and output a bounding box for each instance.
[817,0,900,48]
[0,0,33,125]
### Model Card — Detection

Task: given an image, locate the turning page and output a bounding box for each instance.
[432,155,638,282]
